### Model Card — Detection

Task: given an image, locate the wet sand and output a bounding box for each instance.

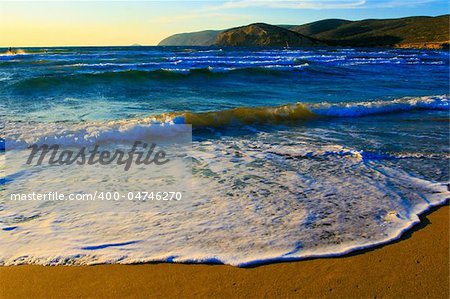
[1,204,448,298]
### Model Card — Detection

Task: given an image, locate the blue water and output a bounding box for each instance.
[1,46,449,266]
[1,46,448,121]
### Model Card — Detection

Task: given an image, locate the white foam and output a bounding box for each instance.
[1,127,448,266]
[309,95,449,117]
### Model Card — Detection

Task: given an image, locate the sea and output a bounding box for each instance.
[0,46,449,266]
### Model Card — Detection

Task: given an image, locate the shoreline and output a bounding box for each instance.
[1,203,448,298]
[1,196,448,267]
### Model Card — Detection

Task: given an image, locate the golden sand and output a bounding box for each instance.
[1,205,448,298]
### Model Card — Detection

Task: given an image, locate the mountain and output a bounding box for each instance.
[158,15,449,49]
[158,30,221,46]
[290,15,449,48]
[215,23,324,47]
[289,19,352,36]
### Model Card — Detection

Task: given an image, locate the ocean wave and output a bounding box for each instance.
[9,66,310,91]
[157,95,449,127]
[3,95,448,147]
[3,121,191,149]
[63,62,160,68]
[3,103,316,148]
[166,103,316,127]
[309,95,448,117]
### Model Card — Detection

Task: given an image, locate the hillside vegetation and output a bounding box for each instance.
[215,23,324,47]
[290,15,449,48]
[158,30,221,46]
[158,15,449,49]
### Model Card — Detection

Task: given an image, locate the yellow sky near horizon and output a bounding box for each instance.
[0,1,254,47]
[1,22,172,47]
[0,2,175,46]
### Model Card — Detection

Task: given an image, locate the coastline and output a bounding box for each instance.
[1,204,448,298]
[394,41,449,50]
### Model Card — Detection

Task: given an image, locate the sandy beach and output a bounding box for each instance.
[0,204,448,298]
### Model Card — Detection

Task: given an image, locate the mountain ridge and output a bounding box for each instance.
[215,23,325,47]
[290,15,449,48]
[157,15,449,49]
[158,30,222,46]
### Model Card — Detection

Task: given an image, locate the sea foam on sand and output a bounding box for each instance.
[1,121,448,266]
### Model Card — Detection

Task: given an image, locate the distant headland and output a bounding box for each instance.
[158,15,449,49]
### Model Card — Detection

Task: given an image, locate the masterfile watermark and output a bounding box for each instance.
[4,124,193,212]
[9,191,183,201]
[26,141,170,171]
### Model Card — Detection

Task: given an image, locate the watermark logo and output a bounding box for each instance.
[4,124,193,212]
[26,141,170,171]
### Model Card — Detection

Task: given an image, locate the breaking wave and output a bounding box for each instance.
[161,95,449,126]
[3,95,448,148]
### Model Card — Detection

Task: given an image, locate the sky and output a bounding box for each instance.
[0,0,448,46]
